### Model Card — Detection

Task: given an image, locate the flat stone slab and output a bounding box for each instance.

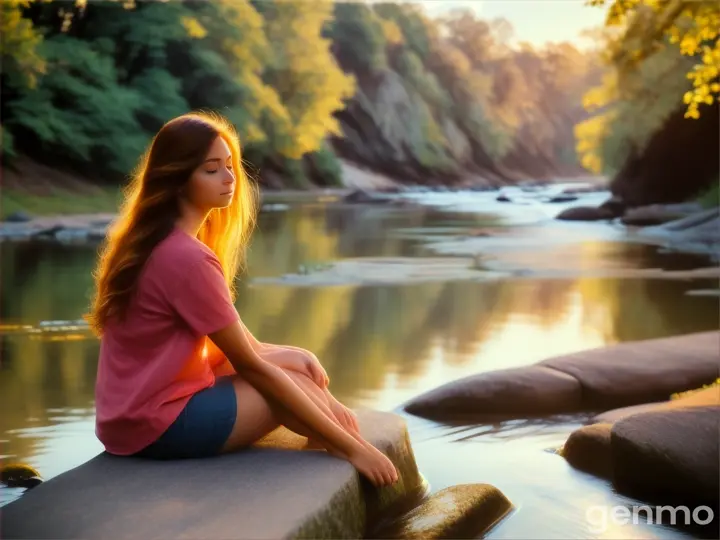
[540,331,720,409]
[612,406,720,513]
[591,385,720,424]
[404,332,719,421]
[403,366,582,422]
[1,410,424,540]
[372,484,513,539]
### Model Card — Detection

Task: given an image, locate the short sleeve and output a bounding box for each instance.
[169,255,239,336]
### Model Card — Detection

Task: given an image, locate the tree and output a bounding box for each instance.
[588,0,719,119]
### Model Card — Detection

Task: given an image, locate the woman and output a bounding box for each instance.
[86,112,398,487]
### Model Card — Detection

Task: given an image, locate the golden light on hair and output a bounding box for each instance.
[84,111,259,337]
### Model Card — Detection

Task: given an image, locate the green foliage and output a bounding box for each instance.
[7,35,148,174]
[330,3,387,72]
[282,157,311,189]
[577,37,697,174]
[1,124,17,159]
[0,0,45,89]
[259,0,356,159]
[1,0,599,188]
[697,181,719,209]
[374,3,432,60]
[393,49,451,111]
[309,142,343,187]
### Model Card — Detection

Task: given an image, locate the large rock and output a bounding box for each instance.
[404,332,719,422]
[372,484,513,539]
[540,332,720,409]
[561,423,613,480]
[611,406,720,514]
[636,208,720,256]
[1,410,424,540]
[621,204,702,226]
[403,365,583,422]
[591,385,720,424]
[555,206,615,221]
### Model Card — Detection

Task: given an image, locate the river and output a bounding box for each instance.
[1,188,717,538]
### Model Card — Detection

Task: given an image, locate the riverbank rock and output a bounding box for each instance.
[561,406,720,536]
[634,207,720,258]
[0,463,43,489]
[371,484,513,539]
[612,406,720,512]
[560,423,613,480]
[404,332,719,422]
[539,331,720,409]
[403,365,583,421]
[546,195,578,203]
[620,203,702,226]
[343,188,392,204]
[555,205,615,221]
[1,410,424,540]
[563,385,718,479]
[591,385,720,424]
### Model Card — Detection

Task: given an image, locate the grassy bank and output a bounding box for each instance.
[1,186,122,220]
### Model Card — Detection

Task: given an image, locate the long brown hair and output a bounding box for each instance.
[85,111,258,337]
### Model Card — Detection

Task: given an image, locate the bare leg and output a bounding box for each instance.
[220,369,352,458]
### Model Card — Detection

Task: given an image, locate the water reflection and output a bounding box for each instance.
[1,201,718,529]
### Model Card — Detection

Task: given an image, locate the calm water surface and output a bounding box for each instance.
[1,191,718,538]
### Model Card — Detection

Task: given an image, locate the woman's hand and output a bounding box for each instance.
[301,351,329,389]
[261,347,329,389]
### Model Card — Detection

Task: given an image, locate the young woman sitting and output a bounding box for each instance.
[86,112,398,487]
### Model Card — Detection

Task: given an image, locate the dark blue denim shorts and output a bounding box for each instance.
[136,376,237,459]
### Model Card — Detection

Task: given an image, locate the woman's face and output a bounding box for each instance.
[184,136,236,212]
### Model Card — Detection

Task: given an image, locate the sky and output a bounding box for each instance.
[415,0,608,49]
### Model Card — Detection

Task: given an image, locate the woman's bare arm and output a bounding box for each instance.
[208,320,361,459]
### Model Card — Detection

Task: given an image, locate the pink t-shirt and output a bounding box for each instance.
[95,227,240,455]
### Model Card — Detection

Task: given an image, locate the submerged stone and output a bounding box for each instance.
[372,484,513,539]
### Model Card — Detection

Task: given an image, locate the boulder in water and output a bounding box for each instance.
[621,204,703,226]
[343,188,390,204]
[545,195,578,203]
[591,385,720,424]
[612,406,719,518]
[561,423,613,480]
[403,365,583,422]
[376,484,513,539]
[404,332,719,421]
[555,206,615,221]
[539,331,720,409]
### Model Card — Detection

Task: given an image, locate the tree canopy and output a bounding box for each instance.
[2,0,601,187]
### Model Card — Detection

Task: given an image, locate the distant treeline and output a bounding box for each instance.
[1,0,602,187]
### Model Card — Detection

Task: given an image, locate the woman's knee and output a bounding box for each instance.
[221,376,278,452]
